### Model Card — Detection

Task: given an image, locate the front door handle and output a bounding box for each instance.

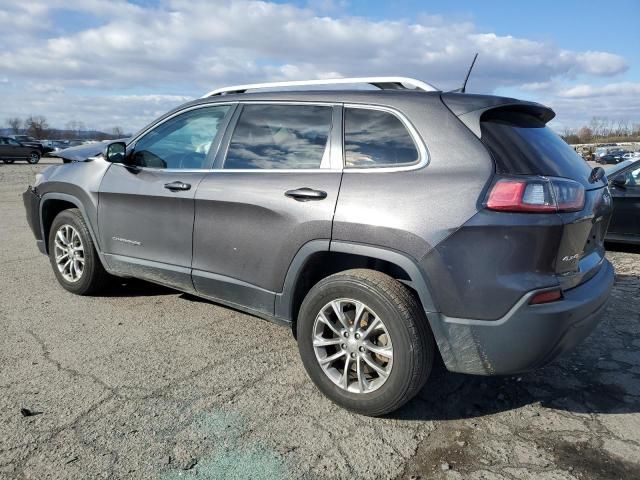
[285,188,328,201]
[164,181,191,192]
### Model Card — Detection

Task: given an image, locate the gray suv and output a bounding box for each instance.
[23,77,614,416]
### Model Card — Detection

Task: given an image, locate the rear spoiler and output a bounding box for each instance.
[441,93,555,138]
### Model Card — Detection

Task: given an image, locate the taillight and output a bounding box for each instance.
[486,176,585,213]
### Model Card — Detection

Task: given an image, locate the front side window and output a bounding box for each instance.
[344,108,419,168]
[132,105,230,169]
[623,166,640,187]
[224,104,332,169]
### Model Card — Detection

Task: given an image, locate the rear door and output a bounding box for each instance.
[192,102,342,315]
[98,104,234,291]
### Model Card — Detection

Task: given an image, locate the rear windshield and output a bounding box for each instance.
[480,109,593,186]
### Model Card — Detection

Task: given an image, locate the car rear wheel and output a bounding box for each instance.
[27,152,40,164]
[48,209,110,295]
[297,269,434,416]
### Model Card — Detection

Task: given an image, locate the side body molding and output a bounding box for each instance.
[274,239,331,320]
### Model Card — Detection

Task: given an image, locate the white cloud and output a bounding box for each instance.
[534,82,640,130]
[559,82,640,98]
[0,0,635,130]
[1,89,191,133]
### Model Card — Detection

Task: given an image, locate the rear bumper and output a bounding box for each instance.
[435,259,614,375]
[23,186,46,254]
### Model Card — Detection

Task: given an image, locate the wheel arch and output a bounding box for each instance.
[277,240,438,334]
[40,193,102,257]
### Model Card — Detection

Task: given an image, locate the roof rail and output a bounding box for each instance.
[202,77,439,97]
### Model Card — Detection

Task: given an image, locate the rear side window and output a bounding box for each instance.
[224,104,332,169]
[480,109,592,185]
[344,108,419,168]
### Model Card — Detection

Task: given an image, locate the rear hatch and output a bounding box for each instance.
[476,106,612,290]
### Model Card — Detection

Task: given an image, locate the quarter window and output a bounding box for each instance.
[344,108,419,168]
[224,104,332,169]
[132,105,230,169]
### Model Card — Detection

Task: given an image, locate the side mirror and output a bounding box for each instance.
[105,141,127,163]
[611,175,627,188]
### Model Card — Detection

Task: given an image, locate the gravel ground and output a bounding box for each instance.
[1,159,639,480]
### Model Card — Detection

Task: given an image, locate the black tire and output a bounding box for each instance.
[27,151,40,164]
[297,269,434,416]
[3,159,15,164]
[48,208,110,295]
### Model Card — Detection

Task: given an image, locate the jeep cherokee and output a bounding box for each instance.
[23,77,614,416]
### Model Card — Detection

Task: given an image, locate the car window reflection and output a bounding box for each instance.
[344,108,418,168]
[224,105,332,169]
[134,106,230,169]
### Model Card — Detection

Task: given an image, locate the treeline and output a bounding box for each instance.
[561,117,640,145]
[5,116,127,140]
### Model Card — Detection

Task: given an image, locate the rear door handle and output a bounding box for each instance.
[285,188,328,201]
[164,181,191,192]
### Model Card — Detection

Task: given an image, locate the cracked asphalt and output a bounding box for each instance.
[1,159,639,480]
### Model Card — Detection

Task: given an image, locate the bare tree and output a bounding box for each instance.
[561,126,575,139]
[111,126,125,138]
[616,119,629,137]
[577,127,593,143]
[6,117,23,134]
[24,115,50,139]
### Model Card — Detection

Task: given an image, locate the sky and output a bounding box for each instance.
[1,0,638,133]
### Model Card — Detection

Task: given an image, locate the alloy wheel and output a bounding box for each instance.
[312,298,393,394]
[53,224,85,282]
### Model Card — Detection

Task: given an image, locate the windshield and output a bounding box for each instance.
[480,109,595,187]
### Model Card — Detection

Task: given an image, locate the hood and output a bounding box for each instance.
[50,139,128,162]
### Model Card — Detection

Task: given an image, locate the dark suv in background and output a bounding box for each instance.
[0,136,41,164]
[23,77,614,416]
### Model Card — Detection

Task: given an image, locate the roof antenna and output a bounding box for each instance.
[453,53,478,93]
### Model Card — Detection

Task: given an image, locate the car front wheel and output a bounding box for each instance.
[297,269,434,416]
[27,152,40,164]
[48,209,109,295]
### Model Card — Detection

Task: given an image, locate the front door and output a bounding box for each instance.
[3,138,26,159]
[192,103,342,315]
[609,163,640,240]
[98,104,234,290]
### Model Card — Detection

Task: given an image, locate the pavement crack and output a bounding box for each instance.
[26,329,115,394]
